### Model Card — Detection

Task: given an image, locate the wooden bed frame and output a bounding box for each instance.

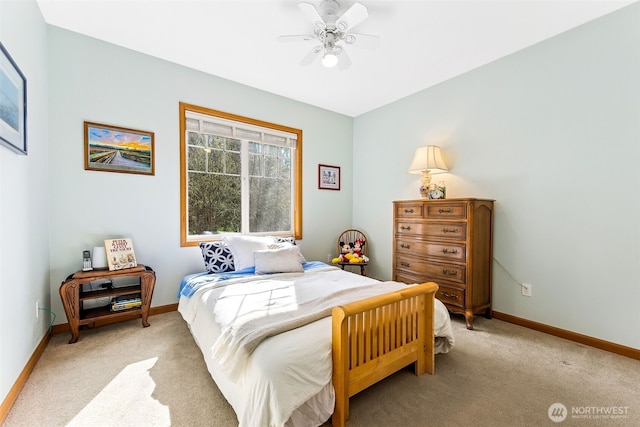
[331,282,438,427]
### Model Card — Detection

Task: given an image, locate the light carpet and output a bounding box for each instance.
[4,311,639,426]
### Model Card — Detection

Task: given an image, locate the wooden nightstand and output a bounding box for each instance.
[59,264,156,343]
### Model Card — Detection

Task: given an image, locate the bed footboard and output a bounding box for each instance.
[331,282,438,427]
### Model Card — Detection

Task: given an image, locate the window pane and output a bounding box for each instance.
[278,153,291,179]
[250,175,292,233]
[249,142,292,232]
[249,153,263,176]
[209,148,224,173]
[189,146,206,172]
[264,155,277,178]
[226,150,241,175]
[188,172,241,234]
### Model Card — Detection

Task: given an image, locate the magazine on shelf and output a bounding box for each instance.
[111,293,142,311]
[112,293,141,303]
[111,300,142,311]
[104,238,137,271]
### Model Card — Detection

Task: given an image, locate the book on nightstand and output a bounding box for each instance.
[110,294,142,311]
[104,238,137,271]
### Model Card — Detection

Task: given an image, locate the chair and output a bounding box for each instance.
[336,229,369,276]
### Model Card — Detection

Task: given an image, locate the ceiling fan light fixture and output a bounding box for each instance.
[281,1,377,69]
[321,51,339,67]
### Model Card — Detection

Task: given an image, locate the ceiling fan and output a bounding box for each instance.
[278,0,379,69]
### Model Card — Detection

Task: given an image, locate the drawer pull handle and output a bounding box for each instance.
[441,291,458,299]
[400,243,411,249]
[441,228,459,233]
[400,261,411,267]
[442,269,458,276]
[439,208,454,213]
[442,248,458,255]
[404,208,415,213]
[401,226,412,231]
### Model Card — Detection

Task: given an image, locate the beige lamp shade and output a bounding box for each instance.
[408,145,448,198]
[408,145,448,175]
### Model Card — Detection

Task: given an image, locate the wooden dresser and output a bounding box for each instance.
[392,198,494,329]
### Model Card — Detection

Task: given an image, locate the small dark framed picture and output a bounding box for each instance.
[0,42,27,155]
[84,121,155,175]
[318,164,340,190]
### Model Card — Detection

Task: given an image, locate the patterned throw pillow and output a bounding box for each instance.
[199,241,235,273]
[275,237,296,245]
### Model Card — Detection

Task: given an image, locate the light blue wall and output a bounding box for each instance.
[353,3,640,348]
[0,0,50,404]
[46,26,354,324]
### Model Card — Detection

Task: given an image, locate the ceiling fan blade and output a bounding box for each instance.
[278,34,316,43]
[335,2,368,32]
[300,45,322,66]
[343,33,379,49]
[298,2,325,28]
[337,49,352,70]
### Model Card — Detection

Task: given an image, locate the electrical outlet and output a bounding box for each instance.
[327,254,332,262]
[36,300,40,317]
[521,283,532,297]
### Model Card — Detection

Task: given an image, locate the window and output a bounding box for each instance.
[179,103,302,246]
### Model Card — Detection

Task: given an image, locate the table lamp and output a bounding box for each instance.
[408,145,448,198]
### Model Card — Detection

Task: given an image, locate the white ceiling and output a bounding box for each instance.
[37,0,634,117]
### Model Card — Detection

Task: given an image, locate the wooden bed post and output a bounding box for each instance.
[331,282,438,427]
[332,307,349,427]
[415,292,436,375]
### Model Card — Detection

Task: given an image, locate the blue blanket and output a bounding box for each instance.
[178,261,330,298]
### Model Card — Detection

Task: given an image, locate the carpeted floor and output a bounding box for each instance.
[4,311,639,426]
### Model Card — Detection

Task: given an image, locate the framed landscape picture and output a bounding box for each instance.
[84,121,155,175]
[0,42,27,155]
[318,164,340,190]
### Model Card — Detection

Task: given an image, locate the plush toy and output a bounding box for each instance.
[332,241,353,263]
[332,238,369,264]
[349,238,369,263]
[352,238,365,258]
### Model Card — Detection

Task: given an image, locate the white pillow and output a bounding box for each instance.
[222,235,276,271]
[254,246,304,274]
[266,242,307,263]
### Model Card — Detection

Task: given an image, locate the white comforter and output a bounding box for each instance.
[178,264,454,427]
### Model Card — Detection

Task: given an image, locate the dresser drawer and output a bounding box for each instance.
[426,202,467,219]
[436,285,464,308]
[395,256,466,285]
[395,203,424,218]
[396,221,467,240]
[395,239,466,262]
[394,272,465,308]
